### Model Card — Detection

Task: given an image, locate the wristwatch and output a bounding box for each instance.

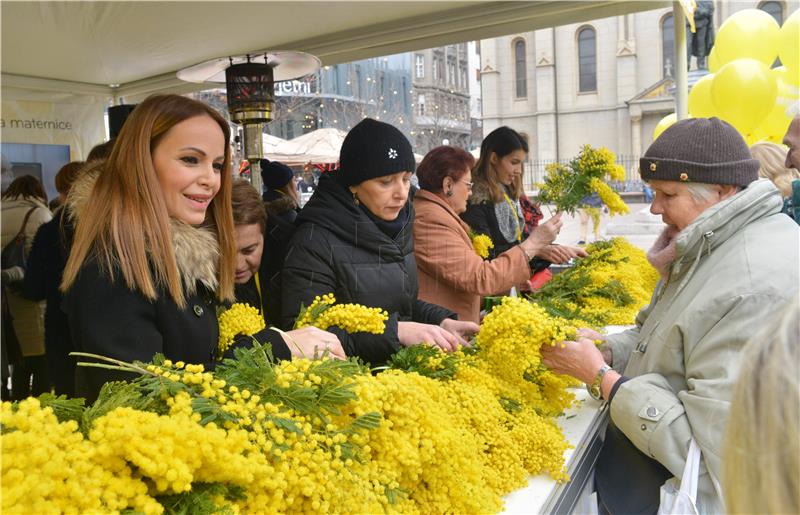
[587,364,612,401]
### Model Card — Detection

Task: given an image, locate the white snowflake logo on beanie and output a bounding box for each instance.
[388,148,398,159]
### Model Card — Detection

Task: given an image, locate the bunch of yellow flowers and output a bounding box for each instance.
[537,144,628,214]
[294,293,388,334]
[530,237,658,326]
[217,303,265,358]
[469,231,495,259]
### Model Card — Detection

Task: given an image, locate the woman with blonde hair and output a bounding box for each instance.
[61,94,336,401]
[750,141,800,197]
[724,300,799,514]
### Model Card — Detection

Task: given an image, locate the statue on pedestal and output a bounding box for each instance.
[687,1,715,69]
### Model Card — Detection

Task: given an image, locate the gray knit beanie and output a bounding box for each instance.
[336,118,415,187]
[640,117,759,186]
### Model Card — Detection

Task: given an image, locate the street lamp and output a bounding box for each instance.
[177,51,320,192]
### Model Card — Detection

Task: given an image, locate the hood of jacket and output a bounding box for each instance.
[264,193,297,216]
[66,162,219,294]
[670,179,783,281]
[295,174,414,260]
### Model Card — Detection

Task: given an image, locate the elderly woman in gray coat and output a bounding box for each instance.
[542,118,800,514]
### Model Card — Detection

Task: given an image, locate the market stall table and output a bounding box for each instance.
[503,326,631,514]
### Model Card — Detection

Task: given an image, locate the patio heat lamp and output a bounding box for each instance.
[178,51,320,192]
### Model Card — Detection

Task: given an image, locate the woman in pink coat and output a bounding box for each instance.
[413,146,561,323]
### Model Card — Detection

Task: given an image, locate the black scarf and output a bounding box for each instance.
[359,203,410,240]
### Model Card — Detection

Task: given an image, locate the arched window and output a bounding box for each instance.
[759,1,783,24]
[662,14,675,78]
[514,39,527,98]
[577,26,597,92]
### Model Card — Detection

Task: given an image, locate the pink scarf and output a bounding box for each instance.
[647,226,680,278]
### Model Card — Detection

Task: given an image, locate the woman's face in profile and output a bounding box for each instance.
[234,223,264,284]
[152,115,225,225]
[492,149,526,187]
[350,171,412,221]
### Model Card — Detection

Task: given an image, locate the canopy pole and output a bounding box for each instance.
[673,1,689,120]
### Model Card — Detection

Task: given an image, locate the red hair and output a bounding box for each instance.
[416,146,475,193]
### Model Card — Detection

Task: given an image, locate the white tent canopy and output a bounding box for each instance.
[1,1,667,164]
[2,1,664,101]
[262,133,287,154]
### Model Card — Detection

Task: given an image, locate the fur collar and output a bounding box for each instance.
[67,163,219,295]
[264,195,297,216]
[468,180,495,204]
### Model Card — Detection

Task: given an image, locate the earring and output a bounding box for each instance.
[446,189,453,197]
[353,191,360,205]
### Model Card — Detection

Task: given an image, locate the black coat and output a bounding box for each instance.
[64,258,291,402]
[23,207,76,395]
[281,175,454,366]
[461,183,549,271]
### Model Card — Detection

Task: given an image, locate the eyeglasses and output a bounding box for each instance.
[460,180,474,191]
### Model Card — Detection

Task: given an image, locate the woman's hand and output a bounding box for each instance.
[537,244,588,264]
[520,213,563,257]
[540,337,607,385]
[398,321,460,352]
[440,318,479,346]
[280,326,347,360]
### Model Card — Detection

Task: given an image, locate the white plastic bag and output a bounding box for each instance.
[657,438,700,515]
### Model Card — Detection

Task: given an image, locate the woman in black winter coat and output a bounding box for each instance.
[281,118,479,366]
[61,95,338,402]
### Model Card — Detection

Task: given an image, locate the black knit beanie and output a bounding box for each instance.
[336,118,416,187]
[260,159,294,190]
[640,117,759,187]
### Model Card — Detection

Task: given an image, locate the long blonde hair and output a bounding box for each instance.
[724,300,800,514]
[61,94,236,307]
[750,141,800,197]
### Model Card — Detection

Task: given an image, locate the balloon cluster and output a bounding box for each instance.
[654,8,800,144]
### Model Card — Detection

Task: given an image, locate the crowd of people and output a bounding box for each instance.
[1,93,798,514]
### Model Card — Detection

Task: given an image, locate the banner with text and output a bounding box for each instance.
[1,98,106,160]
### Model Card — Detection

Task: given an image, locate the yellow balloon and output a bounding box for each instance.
[688,74,716,118]
[712,59,777,135]
[779,9,800,77]
[716,9,780,66]
[708,47,721,73]
[772,66,800,88]
[745,129,768,146]
[755,67,800,140]
[653,113,677,141]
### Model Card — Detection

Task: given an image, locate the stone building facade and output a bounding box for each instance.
[410,44,472,153]
[478,0,796,187]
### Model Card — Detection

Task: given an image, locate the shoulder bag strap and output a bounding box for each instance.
[14,206,38,240]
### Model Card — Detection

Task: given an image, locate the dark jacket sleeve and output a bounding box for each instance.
[64,262,163,399]
[22,222,49,301]
[281,230,401,366]
[226,328,292,362]
[413,299,457,324]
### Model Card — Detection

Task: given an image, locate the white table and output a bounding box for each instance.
[503,388,607,514]
[503,326,631,514]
